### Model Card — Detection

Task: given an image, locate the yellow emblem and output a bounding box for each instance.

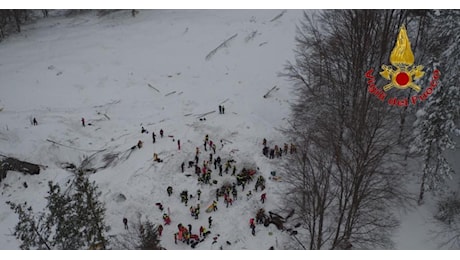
[380,25,424,92]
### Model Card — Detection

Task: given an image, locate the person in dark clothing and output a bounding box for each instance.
[160,129,164,138]
[152,132,156,143]
[197,189,201,200]
[216,188,220,201]
[208,216,213,228]
[158,224,163,236]
[188,224,192,234]
[263,146,269,157]
[195,155,199,165]
[219,164,223,176]
[222,106,225,114]
[81,117,85,127]
[141,126,147,134]
[123,217,128,230]
[210,153,213,164]
[33,117,38,126]
[181,162,185,173]
[195,204,200,219]
[219,105,222,114]
[167,186,173,196]
[156,202,164,211]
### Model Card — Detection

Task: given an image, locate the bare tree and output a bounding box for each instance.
[281,10,414,249]
[280,129,336,249]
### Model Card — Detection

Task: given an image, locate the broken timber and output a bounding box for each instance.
[148,83,160,92]
[165,91,177,97]
[270,10,287,22]
[205,33,238,61]
[196,110,216,118]
[263,85,278,98]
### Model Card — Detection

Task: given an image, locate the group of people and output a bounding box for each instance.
[262,138,297,159]
[122,129,274,248]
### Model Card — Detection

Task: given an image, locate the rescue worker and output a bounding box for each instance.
[261,193,267,204]
[167,186,173,196]
[158,224,163,236]
[123,217,128,230]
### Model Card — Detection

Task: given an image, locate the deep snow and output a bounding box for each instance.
[0,9,458,254]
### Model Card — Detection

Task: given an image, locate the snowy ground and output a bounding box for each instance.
[0,9,458,251]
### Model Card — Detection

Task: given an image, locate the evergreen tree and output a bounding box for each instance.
[137,220,161,250]
[412,10,460,204]
[112,217,163,250]
[7,171,109,249]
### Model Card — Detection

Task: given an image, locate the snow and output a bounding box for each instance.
[0,9,458,256]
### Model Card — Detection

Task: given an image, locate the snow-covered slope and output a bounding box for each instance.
[0,9,457,251]
[0,9,304,250]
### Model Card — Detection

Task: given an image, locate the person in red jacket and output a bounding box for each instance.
[261,193,267,204]
[163,213,171,225]
[250,218,256,236]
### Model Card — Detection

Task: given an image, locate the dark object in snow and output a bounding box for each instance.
[123,217,128,230]
[115,193,127,202]
[0,156,41,183]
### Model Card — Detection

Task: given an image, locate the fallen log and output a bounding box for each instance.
[195,110,215,118]
[148,83,160,92]
[0,156,41,183]
[165,91,176,97]
[270,10,287,22]
[263,85,277,98]
[205,33,238,61]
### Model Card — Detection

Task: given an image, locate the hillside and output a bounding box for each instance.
[0,9,458,251]
[0,9,304,250]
